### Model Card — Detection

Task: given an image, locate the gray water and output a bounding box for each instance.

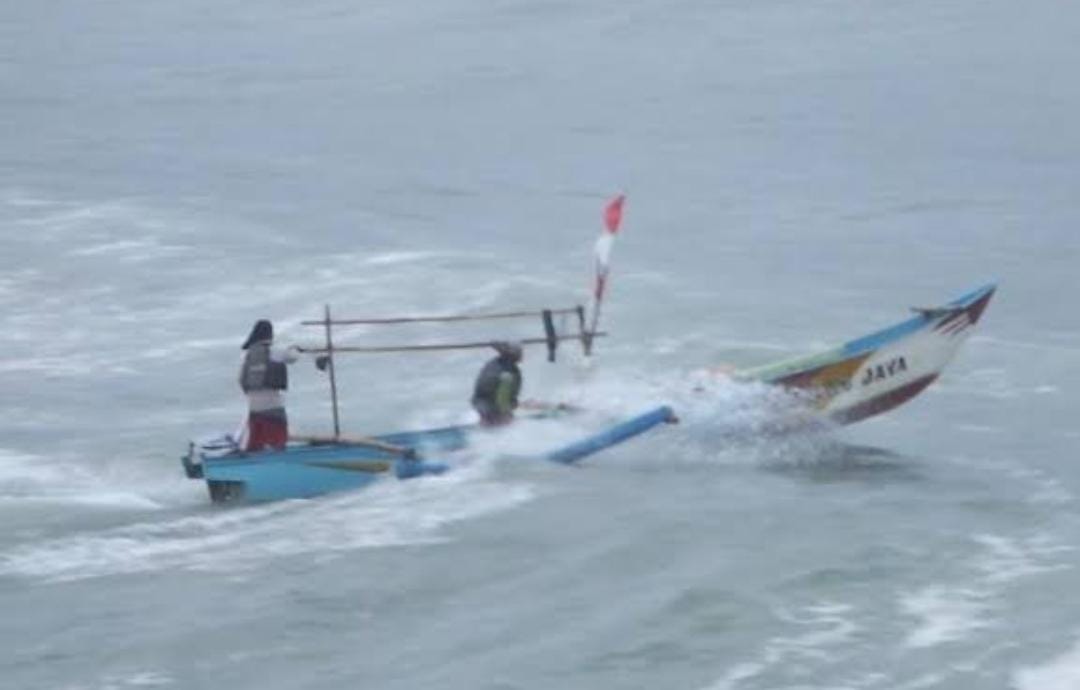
[3,1,1080,688]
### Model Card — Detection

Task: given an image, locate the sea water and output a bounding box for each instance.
[2,1,1079,688]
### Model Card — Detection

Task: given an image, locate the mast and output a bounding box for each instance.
[323,303,341,439]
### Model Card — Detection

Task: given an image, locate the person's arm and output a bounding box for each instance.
[270,344,300,364]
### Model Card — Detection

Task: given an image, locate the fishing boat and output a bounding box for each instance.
[736,283,997,424]
[180,192,995,503]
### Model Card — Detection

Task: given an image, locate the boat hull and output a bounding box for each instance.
[183,406,676,503]
[738,284,996,424]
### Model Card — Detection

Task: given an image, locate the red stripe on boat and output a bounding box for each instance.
[831,373,940,425]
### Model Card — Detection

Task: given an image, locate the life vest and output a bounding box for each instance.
[240,342,288,392]
[471,357,521,412]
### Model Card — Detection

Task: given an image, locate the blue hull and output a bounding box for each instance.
[183,406,675,503]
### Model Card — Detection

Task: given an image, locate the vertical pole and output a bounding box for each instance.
[575,304,592,356]
[324,304,341,439]
[586,301,602,357]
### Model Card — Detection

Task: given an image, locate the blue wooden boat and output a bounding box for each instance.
[182,405,676,503]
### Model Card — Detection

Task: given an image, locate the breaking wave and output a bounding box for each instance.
[0,448,162,511]
[0,459,531,583]
[1014,637,1080,690]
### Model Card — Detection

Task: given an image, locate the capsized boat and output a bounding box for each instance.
[736,283,996,424]
[182,405,676,503]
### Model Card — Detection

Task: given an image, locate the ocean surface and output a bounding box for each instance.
[3,1,1079,688]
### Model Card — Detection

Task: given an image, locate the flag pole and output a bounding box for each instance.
[586,194,625,356]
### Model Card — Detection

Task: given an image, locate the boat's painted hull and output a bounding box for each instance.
[184,406,676,503]
[737,284,996,424]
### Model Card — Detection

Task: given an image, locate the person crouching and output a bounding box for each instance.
[471,341,523,426]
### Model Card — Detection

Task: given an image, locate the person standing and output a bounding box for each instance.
[239,319,299,451]
[471,341,523,426]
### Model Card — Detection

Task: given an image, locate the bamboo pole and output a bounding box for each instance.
[300,307,581,327]
[323,304,341,439]
[298,332,606,355]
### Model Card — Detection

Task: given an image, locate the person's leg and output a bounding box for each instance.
[473,399,501,426]
[266,411,288,449]
[246,413,269,452]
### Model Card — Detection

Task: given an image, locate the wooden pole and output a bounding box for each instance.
[299,307,581,327]
[586,300,603,357]
[575,305,591,355]
[324,304,341,439]
[298,332,606,355]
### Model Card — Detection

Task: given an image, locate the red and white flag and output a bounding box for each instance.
[593,194,624,301]
[604,194,625,233]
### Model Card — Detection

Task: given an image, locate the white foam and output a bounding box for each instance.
[702,601,859,690]
[123,672,174,688]
[362,250,448,266]
[897,531,1071,650]
[948,455,1075,507]
[1014,637,1080,690]
[57,670,174,690]
[0,353,137,377]
[952,423,1002,434]
[893,671,948,689]
[0,461,533,583]
[0,448,163,511]
[900,585,989,649]
[971,335,1080,356]
[67,238,191,262]
[972,533,1072,585]
[2,189,54,208]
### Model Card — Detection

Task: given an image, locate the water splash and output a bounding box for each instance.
[0,459,532,583]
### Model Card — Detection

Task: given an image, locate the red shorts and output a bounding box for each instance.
[247,411,288,452]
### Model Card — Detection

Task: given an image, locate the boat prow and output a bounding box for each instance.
[736,283,996,425]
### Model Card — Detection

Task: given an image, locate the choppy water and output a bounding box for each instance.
[3,1,1080,688]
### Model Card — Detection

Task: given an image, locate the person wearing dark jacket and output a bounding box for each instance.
[239,319,299,451]
[471,341,523,426]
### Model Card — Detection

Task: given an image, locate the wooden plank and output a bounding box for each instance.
[290,434,415,458]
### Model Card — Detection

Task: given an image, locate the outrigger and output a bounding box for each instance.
[182,195,677,504]
[181,302,676,504]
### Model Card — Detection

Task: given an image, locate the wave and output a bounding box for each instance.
[898,532,1070,651]
[0,459,532,583]
[702,601,859,690]
[0,448,162,511]
[1014,637,1080,690]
